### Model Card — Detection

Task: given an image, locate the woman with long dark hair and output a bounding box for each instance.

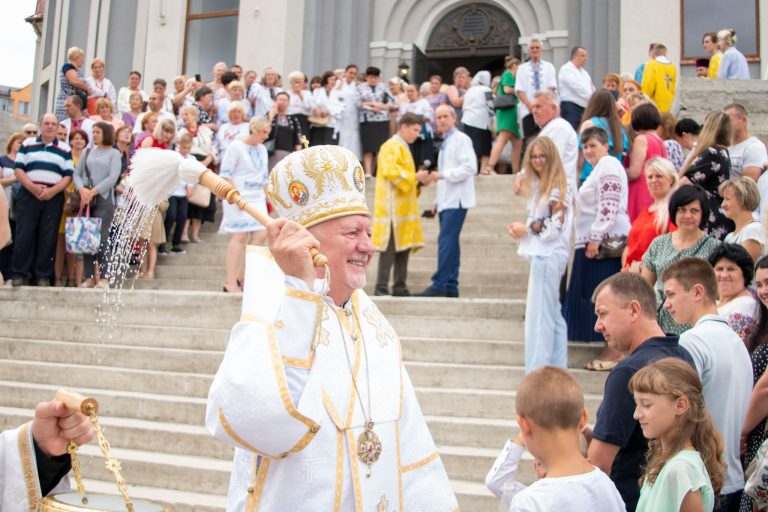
[577,89,629,185]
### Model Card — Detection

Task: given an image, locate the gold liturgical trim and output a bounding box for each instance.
[246,458,271,512]
[345,429,364,512]
[18,422,38,509]
[401,451,439,473]
[395,422,404,510]
[334,428,344,512]
[218,324,320,459]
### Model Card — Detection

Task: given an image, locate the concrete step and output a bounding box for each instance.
[1,318,230,351]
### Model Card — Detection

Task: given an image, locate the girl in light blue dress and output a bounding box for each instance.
[630,358,725,512]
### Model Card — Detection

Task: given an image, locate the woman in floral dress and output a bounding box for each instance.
[679,111,734,240]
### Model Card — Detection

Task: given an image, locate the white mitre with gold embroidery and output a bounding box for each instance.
[268,145,369,228]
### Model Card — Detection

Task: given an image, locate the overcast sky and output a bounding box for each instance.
[0,0,39,88]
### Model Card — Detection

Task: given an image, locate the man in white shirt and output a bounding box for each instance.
[515,39,557,142]
[557,47,595,130]
[133,92,177,134]
[662,257,753,510]
[415,105,476,298]
[724,103,767,181]
[530,90,579,189]
[60,95,93,146]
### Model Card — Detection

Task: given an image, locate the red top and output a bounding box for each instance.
[623,206,677,268]
[626,133,667,222]
[134,134,168,150]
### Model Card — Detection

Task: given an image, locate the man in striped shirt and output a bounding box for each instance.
[12,113,74,287]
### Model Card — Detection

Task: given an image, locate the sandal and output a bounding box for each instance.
[222,284,242,293]
[584,359,619,372]
[480,165,498,176]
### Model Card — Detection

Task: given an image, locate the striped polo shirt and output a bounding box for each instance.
[15,136,74,186]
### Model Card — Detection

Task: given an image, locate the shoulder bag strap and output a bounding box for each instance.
[83,147,93,188]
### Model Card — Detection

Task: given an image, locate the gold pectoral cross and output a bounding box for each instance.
[300,135,310,149]
[377,495,389,512]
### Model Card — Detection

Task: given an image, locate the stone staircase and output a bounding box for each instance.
[0,176,606,511]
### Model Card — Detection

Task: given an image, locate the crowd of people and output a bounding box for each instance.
[0,26,766,512]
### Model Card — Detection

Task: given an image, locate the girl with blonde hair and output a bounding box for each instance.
[508,136,572,372]
[630,357,725,511]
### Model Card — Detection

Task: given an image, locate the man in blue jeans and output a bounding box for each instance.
[415,105,476,298]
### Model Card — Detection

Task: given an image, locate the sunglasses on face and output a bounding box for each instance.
[26,130,37,135]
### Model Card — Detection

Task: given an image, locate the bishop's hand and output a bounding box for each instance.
[31,399,94,457]
[267,218,320,288]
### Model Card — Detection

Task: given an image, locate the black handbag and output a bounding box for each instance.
[596,235,628,260]
[493,94,517,111]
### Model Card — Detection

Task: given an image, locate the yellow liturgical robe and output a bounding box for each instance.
[641,57,677,113]
[371,136,425,253]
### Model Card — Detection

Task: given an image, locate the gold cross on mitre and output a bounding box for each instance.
[301,135,310,149]
[377,495,389,512]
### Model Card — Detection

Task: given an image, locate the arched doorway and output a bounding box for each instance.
[413,3,521,84]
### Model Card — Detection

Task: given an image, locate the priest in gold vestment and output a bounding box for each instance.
[206,145,459,511]
[371,112,431,297]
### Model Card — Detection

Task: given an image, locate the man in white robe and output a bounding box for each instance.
[1,397,94,511]
[206,145,458,511]
[337,65,363,159]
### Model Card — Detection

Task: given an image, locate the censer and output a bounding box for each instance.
[37,390,168,512]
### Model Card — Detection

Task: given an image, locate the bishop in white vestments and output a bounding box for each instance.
[206,145,458,511]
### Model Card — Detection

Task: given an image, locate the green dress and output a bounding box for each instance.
[495,70,520,137]
[642,233,721,334]
[636,450,715,512]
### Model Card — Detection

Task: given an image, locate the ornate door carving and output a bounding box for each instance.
[426,3,520,58]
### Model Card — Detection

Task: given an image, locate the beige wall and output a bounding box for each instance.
[236,0,304,75]
[619,0,681,77]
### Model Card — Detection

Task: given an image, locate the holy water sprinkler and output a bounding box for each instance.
[126,149,327,267]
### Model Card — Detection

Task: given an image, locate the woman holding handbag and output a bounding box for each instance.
[55,129,88,287]
[486,56,522,174]
[563,127,631,368]
[73,122,121,287]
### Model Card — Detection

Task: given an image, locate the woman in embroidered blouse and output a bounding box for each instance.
[54,47,91,121]
[642,185,721,335]
[220,117,271,293]
[357,66,395,177]
[659,112,685,172]
[679,111,734,240]
[508,137,572,373]
[178,105,220,243]
[708,243,760,345]
[310,71,343,146]
[564,127,631,363]
[627,103,668,221]
[85,58,117,115]
[117,71,148,116]
[720,177,764,261]
[216,102,251,160]
[398,83,435,170]
[623,157,679,272]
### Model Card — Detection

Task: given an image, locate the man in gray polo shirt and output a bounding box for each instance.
[12,113,74,286]
[662,256,752,511]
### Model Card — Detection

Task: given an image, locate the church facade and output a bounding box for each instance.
[29,0,767,120]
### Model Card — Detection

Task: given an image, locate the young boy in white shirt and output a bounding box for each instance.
[501,366,626,512]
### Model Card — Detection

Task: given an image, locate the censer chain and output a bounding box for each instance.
[88,411,136,512]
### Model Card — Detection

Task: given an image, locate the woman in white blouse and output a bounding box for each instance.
[508,136,573,373]
[721,177,764,261]
[219,117,271,293]
[563,127,631,366]
[310,71,343,146]
[85,58,117,115]
[398,82,435,169]
[287,71,314,139]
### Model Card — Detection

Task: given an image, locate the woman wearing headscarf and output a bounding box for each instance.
[461,71,494,173]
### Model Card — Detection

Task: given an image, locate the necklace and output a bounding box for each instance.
[336,305,382,477]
